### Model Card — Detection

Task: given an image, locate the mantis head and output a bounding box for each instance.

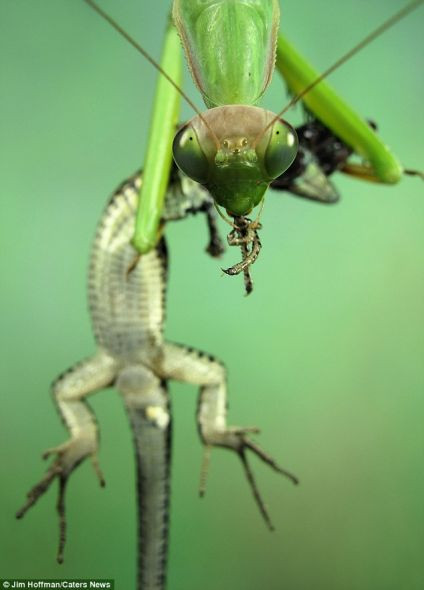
[173,105,298,216]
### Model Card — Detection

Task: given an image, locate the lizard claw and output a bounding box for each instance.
[201,427,298,529]
[16,457,69,563]
[16,461,61,520]
[16,438,104,563]
[206,235,225,258]
[237,436,298,531]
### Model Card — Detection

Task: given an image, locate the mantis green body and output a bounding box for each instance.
[132,0,420,259]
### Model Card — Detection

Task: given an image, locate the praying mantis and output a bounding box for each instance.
[85,0,423,293]
[3,1,423,589]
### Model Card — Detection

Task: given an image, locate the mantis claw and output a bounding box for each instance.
[404,168,424,181]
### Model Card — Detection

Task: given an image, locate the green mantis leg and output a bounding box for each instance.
[275,33,403,184]
[132,17,181,255]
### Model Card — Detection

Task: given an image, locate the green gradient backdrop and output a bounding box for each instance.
[1,1,423,588]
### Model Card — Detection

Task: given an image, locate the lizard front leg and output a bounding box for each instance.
[16,350,118,562]
[156,343,298,529]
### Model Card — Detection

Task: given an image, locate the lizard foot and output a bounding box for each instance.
[221,217,262,295]
[201,427,298,530]
[16,437,104,563]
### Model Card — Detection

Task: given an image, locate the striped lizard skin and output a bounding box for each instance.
[16,168,298,590]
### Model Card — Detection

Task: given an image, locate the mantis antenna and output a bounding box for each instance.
[82,0,220,150]
[254,0,424,146]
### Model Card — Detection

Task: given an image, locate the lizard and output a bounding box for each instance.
[16,165,299,590]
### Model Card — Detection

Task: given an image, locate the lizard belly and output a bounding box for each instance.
[88,181,167,362]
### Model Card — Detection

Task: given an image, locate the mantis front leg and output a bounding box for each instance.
[275,22,423,184]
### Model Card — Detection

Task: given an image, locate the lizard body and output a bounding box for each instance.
[17,169,296,590]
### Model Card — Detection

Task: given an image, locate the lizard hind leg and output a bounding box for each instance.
[16,453,73,564]
[198,428,298,530]
[16,351,117,563]
[200,423,299,530]
[234,435,298,530]
[157,342,298,530]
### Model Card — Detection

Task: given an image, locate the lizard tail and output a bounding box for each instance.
[125,388,172,590]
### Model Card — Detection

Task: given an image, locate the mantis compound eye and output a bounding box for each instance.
[263,119,298,180]
[173,124,210,184]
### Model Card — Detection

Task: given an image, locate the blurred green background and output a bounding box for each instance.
[1,1,423,588]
